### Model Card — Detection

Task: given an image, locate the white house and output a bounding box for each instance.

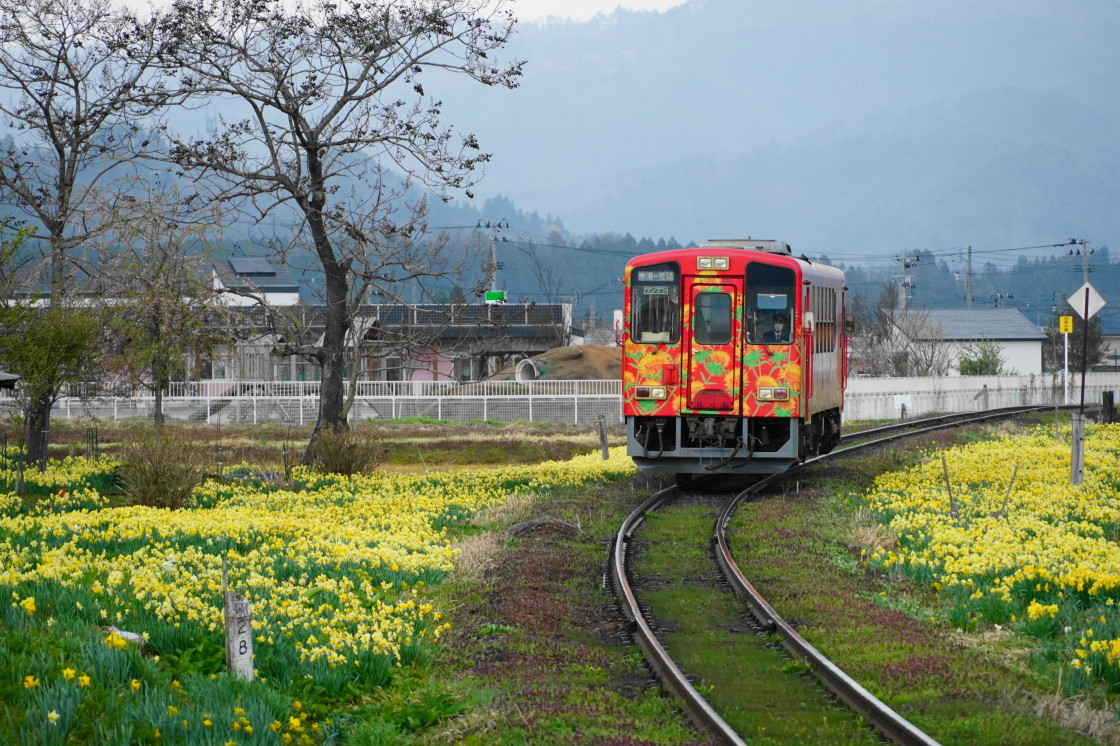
[900,308,1045,376]
[212,257,301,306]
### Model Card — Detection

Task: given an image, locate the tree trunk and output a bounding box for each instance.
[153,359,167,428]
[303,254,350,464]
[24,392,53,471]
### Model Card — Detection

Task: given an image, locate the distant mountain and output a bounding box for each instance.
[434,0,1120,254]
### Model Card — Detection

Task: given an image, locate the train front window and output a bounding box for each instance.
[631,262,680,344]
[693,291,731,345]
[746,263,795,344]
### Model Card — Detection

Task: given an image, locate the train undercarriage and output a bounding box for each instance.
[627,408,842,479]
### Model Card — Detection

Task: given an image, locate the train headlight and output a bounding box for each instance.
[696,256,729,270]
[635,386,668,400]
[757,387,790,401]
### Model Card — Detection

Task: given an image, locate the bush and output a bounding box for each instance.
[311,424,386,475]
[117,432,209,509]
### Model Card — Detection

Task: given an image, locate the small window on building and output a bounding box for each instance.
[452,357,474,381]
[384,357,404,382]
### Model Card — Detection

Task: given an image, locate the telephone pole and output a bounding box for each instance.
[1069,237,1092,284]
[894,253,921,310]
[965,245,974,308]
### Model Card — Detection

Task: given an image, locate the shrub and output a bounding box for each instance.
[311,424,387,475]
[117,432,209,509]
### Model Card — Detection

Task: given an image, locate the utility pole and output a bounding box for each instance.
[965,245,974,308]
[490,239,498,292]
[1069,237,1092,284]
[955,246,974,308]
[480,219,508,293]
[894,253,921,310]
[1080,238,1090,284]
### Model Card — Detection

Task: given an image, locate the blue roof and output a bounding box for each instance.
[903,308,1045,341]
[216,258,299,293]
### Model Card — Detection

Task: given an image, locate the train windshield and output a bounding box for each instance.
[693,291,731,345]
[631,262,680,344]
[746,263,795,344]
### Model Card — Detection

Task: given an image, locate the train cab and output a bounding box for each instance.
[623,239,848,480]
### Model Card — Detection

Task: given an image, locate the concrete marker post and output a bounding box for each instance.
[222,556,255,680]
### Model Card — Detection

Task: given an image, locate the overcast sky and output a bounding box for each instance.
[508,0,686,22]
[125,0,688,23]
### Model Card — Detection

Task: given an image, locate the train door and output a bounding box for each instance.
[684,282,742,412]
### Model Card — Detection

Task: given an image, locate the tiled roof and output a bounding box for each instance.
[901,308,1045,341]
[214,258,300,293]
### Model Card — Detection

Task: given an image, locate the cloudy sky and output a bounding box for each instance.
[508,0,686,22]
[126,0,689,23]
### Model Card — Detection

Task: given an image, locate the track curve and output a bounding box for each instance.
[610,406,1054,745]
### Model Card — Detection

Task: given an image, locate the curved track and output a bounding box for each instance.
[609,406,1053,745]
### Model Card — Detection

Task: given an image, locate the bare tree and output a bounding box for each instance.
[518,238,573,350]
[890,311,954,377]
[0,0,167,462]
[849,283,952,377]
[94,182,227,426]
[157,0,522,460]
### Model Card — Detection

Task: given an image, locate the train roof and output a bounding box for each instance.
[699,239,791,254]
[627,240,844,283]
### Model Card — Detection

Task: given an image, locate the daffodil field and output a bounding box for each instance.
[0,443,637,744]
[861,422,1120,695]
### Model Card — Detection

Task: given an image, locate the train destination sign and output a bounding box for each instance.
[1067,282,1106,320]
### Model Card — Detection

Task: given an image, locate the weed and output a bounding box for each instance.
[311,424,387,475]
[116,431,208,509]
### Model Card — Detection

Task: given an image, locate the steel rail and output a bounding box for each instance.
[838,405,1049,445]
[610,484,748,746]
[713,406,1051,744]
[611,407,1049,745]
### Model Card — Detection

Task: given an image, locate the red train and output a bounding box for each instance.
[622,239,849,482]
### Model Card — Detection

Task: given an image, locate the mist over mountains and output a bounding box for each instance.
[439,0,1120,256]
[4,0,1117,323]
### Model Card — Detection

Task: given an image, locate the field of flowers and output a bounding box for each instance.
[0,443,637,744]
[861,422,1120,695]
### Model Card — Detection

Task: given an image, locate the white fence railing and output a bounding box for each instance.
[149,379,622,398]
[5,373,1119,427]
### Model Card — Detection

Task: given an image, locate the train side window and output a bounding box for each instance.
[631,262,680,344]
[745,263,795,344]
[693,291,731,345]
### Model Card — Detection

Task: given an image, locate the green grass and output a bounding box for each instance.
[416,478,708,744]
[635,503,879,744]
[726,428,1103,745]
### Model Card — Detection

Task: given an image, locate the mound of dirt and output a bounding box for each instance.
[490,344,621,381]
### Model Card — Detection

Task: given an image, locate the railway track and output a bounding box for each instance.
[609,406,1056,745]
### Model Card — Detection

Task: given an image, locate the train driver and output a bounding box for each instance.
[763,312,790,343]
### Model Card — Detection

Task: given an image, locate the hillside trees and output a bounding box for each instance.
[156,0,522,460]
[0,0,166,462]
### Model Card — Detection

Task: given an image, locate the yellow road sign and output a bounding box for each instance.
[1060,315,1073,334]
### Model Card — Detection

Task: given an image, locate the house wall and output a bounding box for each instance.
[1102,334,1120,368]
[945,340,1042,376]
[403,351,455,382]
